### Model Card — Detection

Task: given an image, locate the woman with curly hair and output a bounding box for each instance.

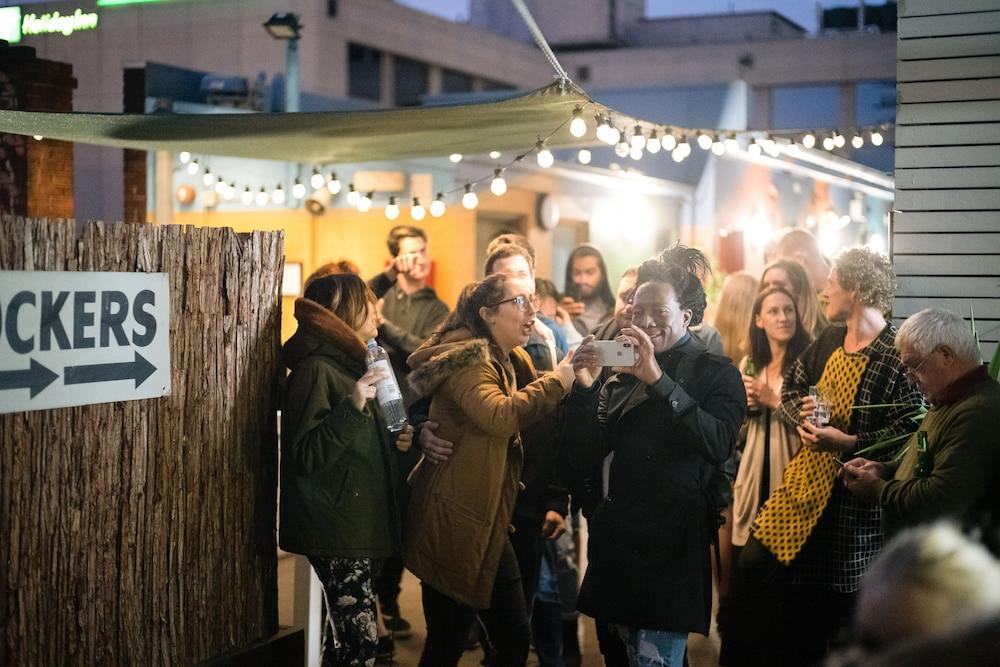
[735,248,924,666]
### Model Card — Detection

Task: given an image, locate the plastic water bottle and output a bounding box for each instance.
[365,339,408,432]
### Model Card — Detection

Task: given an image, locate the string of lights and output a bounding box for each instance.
[173,99,893,220]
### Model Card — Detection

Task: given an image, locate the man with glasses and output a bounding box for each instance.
[844,308,1000,555]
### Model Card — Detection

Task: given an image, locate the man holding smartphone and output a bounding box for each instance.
[565,246,745,666]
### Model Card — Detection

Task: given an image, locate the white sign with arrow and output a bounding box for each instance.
[0,271,171,414]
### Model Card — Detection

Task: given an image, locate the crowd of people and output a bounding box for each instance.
[278,223,1000,667]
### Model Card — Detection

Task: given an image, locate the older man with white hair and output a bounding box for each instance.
[843,307,1000,553]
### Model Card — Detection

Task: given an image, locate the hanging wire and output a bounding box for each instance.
[511,0,571,85]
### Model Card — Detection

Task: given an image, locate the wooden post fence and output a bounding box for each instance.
[0,216,284,665]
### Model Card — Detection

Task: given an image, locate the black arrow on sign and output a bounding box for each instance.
[0,359,60,398]
[64,351,157,389]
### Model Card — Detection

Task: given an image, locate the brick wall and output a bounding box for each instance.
[0,43,76,219]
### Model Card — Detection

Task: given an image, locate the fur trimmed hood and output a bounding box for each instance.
[406,327,492,398]
[282,297,367,370]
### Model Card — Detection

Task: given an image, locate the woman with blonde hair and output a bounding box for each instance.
[711,271,759,362]
[760,259,829,339]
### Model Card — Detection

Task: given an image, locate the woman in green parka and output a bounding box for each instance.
[280,273,414,667]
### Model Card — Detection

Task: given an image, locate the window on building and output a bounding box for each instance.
[442,68,473,93]
[771,84,840,130]
[576,66,591,83]
[348,43,382,101]
[394,56,430,106]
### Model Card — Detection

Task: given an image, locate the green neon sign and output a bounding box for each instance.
[97,0,214,6]
[20,8,99,38]
[0,7,22,44]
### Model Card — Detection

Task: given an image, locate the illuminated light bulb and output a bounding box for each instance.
[569,107,587,138]
[748,141,762,156]
[697,133,714,150]
[357,192,373,213]
[272,183,286,205]
[711,140,725,156]
[608,125,621,145]
[630,125,645,150]
[833,132,846,148]
[462,184,479,210]
[646,130,661,154]
[489,151,501,159]
[430,193,446,217]
[203,170,216,187]
[577,149,592,165]
[179,151,192,164]
[326,173,342,195]
[411,198,426,221]
[595,115,611,143]
[671,146,687,162]
[214,180,227,195]
[226,182,237,200]
[187,160,199,175]
[385,196,400,220]
[345,184,360,207]
[801,133,816,149]
[241,187,253,206]
[33,135,43,141]
[536,140,554,168]
[763,139,780,157]
[614,140,630,158]
[490,168,507,196]
[724,135,740,153]
[851,134,864,149]
[822,136,836,151]
[629,145,643,160]
[292,179,307,199]
[661,133,677,151]
[870,130,884,146]
[310,168,325,190]
[449,153,463,163]
[255,187,269,207]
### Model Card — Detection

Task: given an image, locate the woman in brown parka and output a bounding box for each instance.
[404,273,579,667]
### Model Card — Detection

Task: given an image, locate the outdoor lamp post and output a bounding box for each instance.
[263,12,302,113]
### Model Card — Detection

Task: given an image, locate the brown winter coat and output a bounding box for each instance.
[403,328,567,609]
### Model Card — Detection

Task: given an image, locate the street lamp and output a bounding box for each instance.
[263,12,302,113]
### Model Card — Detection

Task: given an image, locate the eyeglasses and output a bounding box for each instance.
[904,348,935,384]
[492,294,541,313]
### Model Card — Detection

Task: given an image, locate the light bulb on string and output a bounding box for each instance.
[462,184,479,210]
[870,130,884,146]
[697,133,714,150]
[241,186,254,206]
[490,168,507,196]
[385,196,400,220]
[677,139,692,158]
[724,134,740,153]
[292,179,307,199]
[272,183,286,205]
[711,140,725,156]
[449,153,463,163]
[214,179,227,195]
[569,107,587,138]
[357,191,373,213]
[661,133,677,151]
[536,140,554,168]
[851,134,864,149]
[748,140,762,156]
[608,124,621,145]
[801,133,816,149]
[310,168,325,190]
[430,193,446,217]
[671,146,687,162]
[629,145,644,160]
[179,151,192,164]
[411,198,426,221]
[833,132,846,148]
[256,187,269,207]
[187,160,199,175]
[489,151,502,159]
[822,136,836,151]
[203,169,216,187]
[346,184,360,207]
[614,139,630,158]
[577,149,592,165]
[630,125,645,150]
[646,130,661,154]
[595,114,612,143]
[762,137,780,157]
[225,182,236,200]
[326,173,342,195]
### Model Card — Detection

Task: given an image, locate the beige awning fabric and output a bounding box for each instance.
[0,82,596,163]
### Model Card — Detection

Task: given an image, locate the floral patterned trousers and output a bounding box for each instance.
[308,556,378,667]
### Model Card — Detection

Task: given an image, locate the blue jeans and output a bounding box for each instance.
[615,625,687,667]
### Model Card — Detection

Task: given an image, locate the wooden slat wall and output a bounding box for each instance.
[0,217,283,665]
[895,0,1000,361]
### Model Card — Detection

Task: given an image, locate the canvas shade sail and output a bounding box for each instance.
[0,82,597,163]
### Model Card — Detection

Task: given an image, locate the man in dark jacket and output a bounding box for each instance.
[368,225,449,637]
[566,246,746,665]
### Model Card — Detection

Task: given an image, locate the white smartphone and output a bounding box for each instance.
[592,340,636,367]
